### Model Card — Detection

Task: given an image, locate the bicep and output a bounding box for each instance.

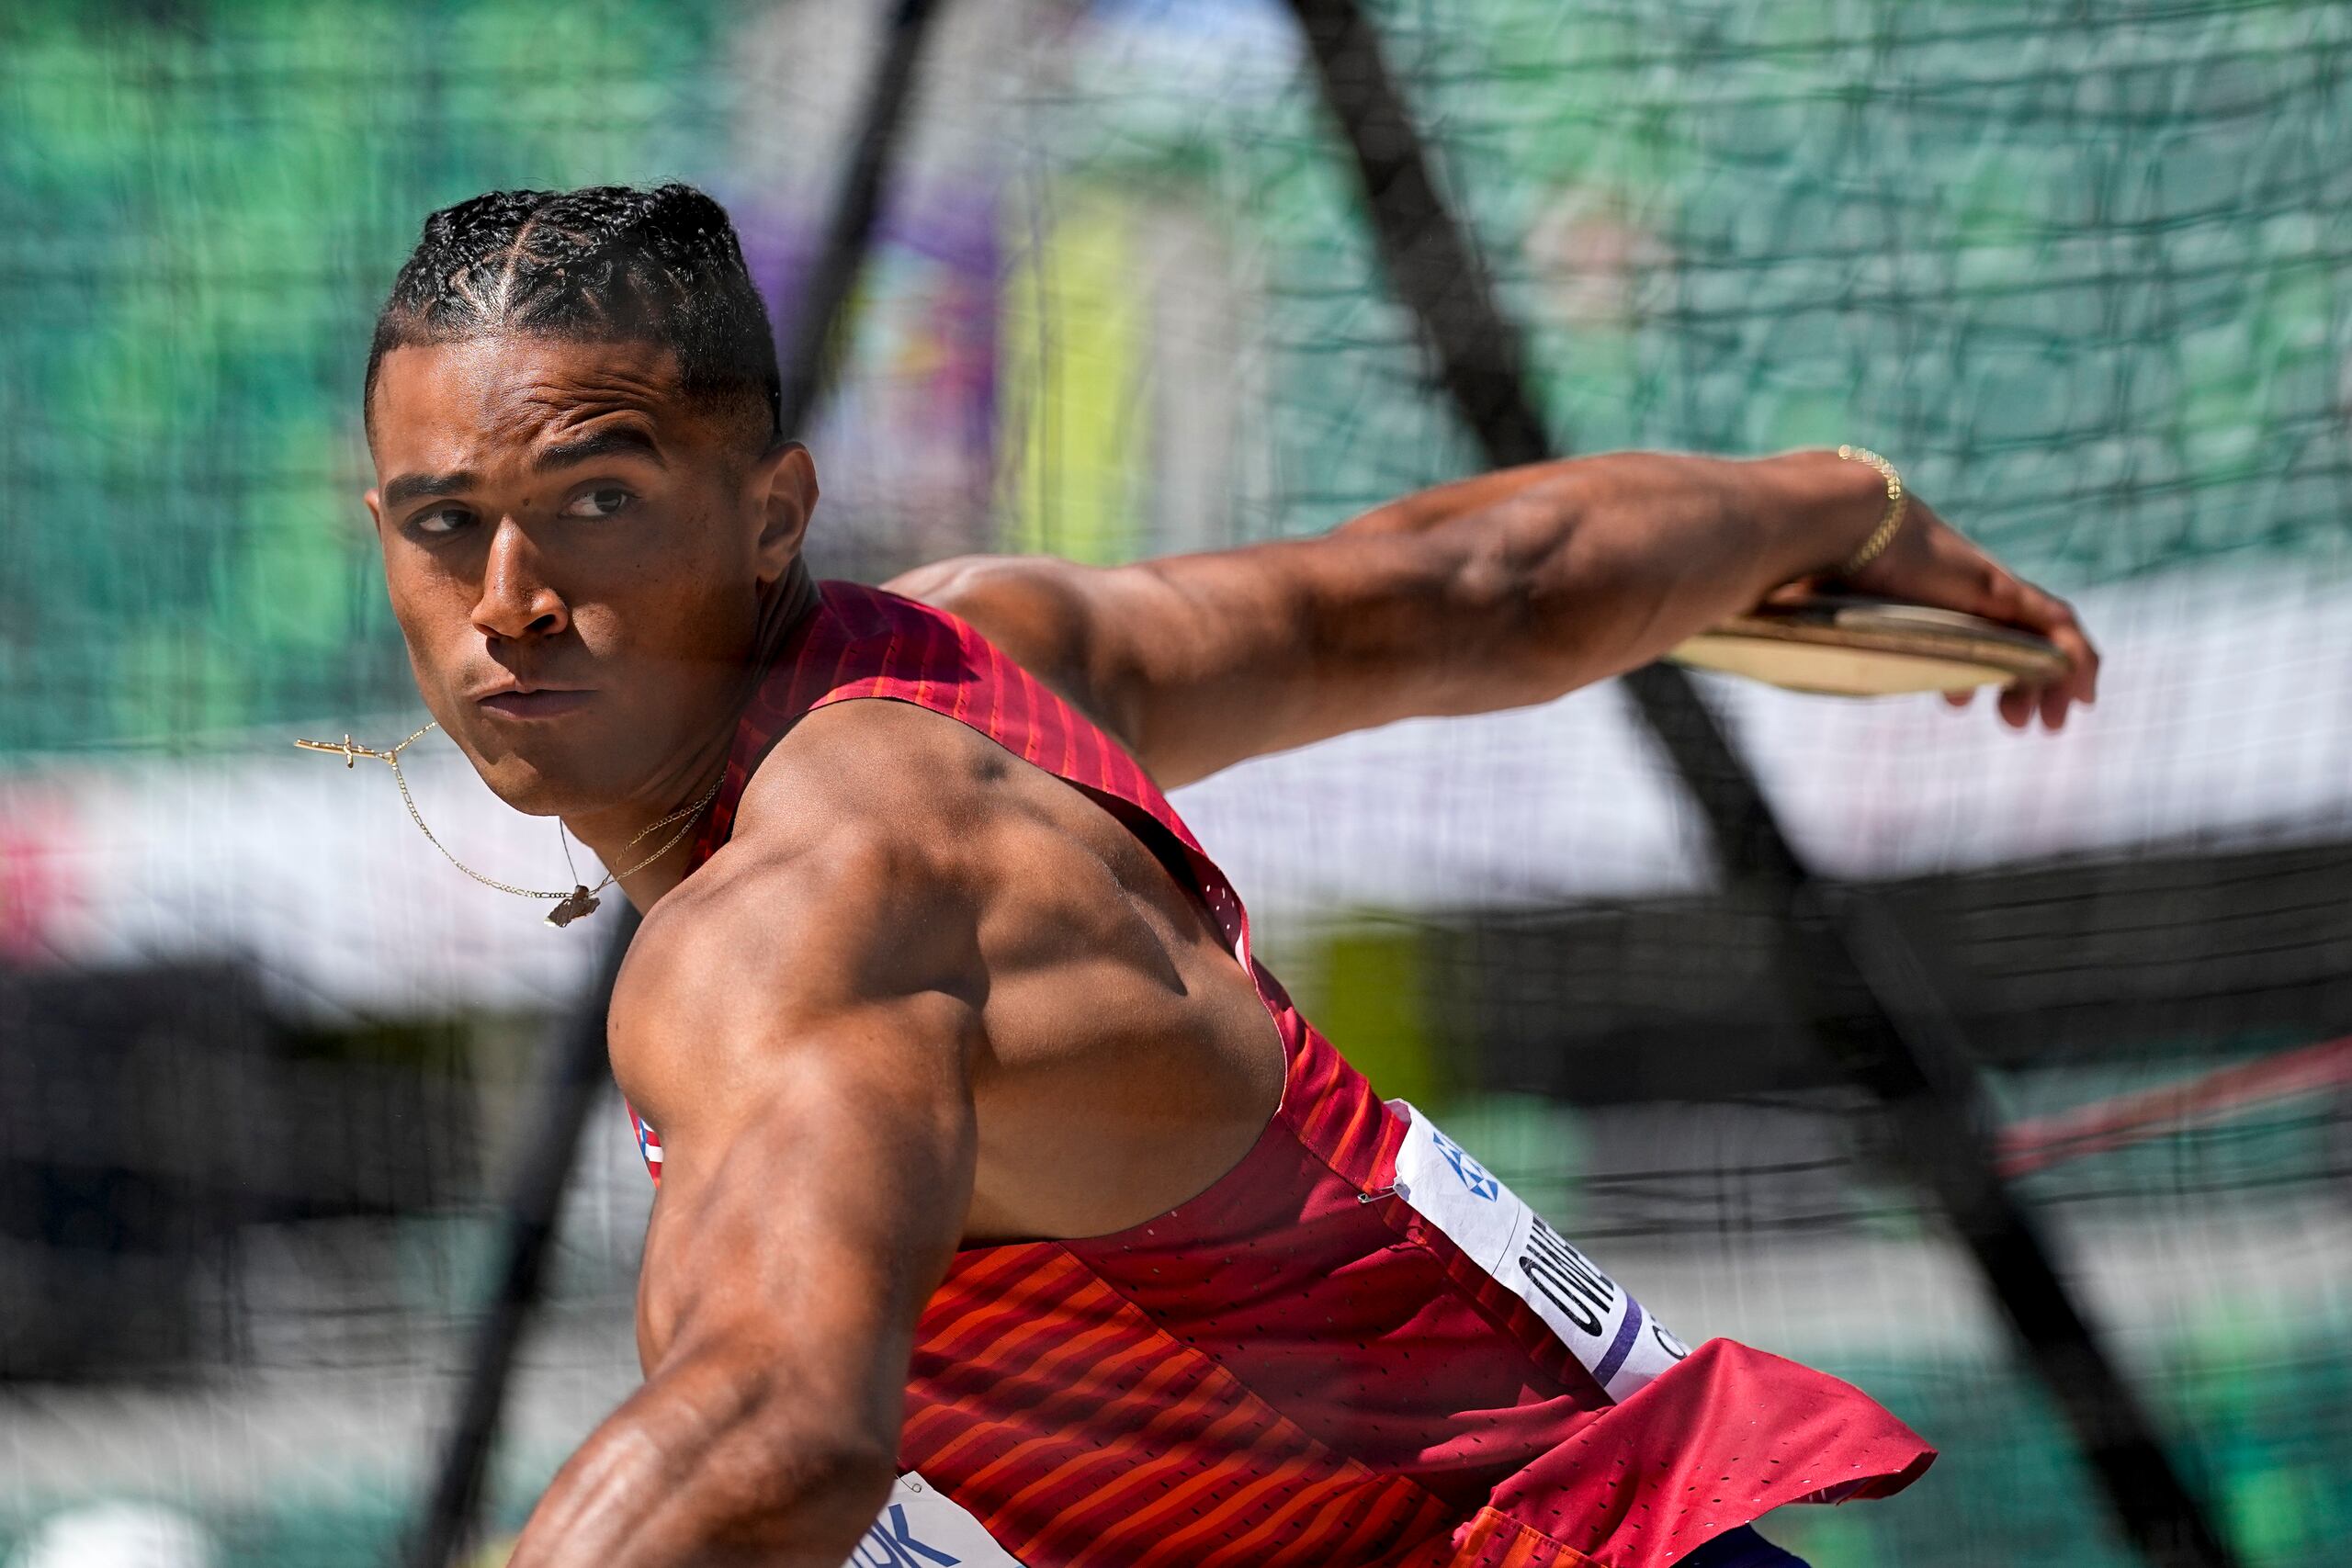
[615,868,984,1445]
[636,994,978,1382]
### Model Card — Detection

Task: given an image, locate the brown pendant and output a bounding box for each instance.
[544,886,601,929]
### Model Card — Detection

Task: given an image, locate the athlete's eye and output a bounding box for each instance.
[411,506,474,537]
[560,486,635,520]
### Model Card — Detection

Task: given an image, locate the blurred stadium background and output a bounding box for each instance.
[2,0,2347,1563]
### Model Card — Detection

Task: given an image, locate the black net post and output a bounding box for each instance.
[403,909,638,1568]
[1285,4,2242,1565]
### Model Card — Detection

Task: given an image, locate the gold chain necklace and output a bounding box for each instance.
[296,722,726,927]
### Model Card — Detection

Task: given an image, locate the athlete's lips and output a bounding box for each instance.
[474,685,594,719]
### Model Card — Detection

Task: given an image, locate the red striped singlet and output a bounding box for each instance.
[629,581,1933,1568]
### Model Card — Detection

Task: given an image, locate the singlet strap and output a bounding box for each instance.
[687,581,1254,968]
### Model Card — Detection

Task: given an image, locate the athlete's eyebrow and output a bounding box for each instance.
[532,426,667,472]
[380,469,478,509]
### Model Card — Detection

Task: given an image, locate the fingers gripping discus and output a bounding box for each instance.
[1669,593,2070,696]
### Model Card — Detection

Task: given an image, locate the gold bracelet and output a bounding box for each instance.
[1835,445,1906,576]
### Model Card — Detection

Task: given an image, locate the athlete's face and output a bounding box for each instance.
[364,334,814,818]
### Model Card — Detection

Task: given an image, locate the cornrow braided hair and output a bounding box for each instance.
[365,182,782,446]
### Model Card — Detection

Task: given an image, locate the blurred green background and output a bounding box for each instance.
[5,0,2346,759]
[0,1,2346,1564]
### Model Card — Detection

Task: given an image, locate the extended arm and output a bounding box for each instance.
[507,835,983,1568]
[891,448,2098,788]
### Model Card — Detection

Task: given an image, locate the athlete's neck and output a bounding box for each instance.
[561,563,822,912]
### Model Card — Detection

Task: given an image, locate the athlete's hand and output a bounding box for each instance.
[1774,486,2100,732]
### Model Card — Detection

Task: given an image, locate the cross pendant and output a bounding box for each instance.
[295,734,386,768]
[544,886,601,929]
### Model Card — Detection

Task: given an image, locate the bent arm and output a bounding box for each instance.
[893,448,2094,786]
[508,845,982,1568]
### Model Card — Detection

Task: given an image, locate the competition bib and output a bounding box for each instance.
[1390,1101,1690,1403]
[842,1472,1027,1567]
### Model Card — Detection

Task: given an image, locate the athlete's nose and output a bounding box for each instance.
[471,516,571,641]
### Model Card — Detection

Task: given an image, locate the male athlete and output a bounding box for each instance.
[358,186,2096,1568]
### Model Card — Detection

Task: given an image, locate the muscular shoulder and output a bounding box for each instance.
[886,554,1147,748]
[611,703,992,1136]
[886,552,1094,643]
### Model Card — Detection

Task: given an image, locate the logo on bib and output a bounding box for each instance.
[1430,1127,1500,1200]
[841,1474,1026,1568]
[850,1503,961,1567]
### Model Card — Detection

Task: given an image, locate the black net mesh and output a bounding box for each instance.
[0,1,2344,1564]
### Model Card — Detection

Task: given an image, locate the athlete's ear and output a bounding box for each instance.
[750,441,819,585]
[361,487,386,540]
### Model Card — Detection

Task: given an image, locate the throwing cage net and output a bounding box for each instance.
[0,1,2345,1564]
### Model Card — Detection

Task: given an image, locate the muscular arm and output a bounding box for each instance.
[508,829,983,1568]
[891,448,2098,787]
